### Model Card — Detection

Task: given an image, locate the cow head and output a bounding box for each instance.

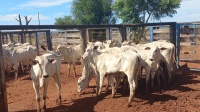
[56,44,65,53]
[77,76,90,93]
[144,46,161,62]
[82,44,99,60]
[32,56,55,79]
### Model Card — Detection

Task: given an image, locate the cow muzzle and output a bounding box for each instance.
[43,75,49,78]
[149,59,154,61]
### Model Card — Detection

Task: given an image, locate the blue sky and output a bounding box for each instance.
[0,0,199,25]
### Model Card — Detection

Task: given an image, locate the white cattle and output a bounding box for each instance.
[11,45,37,79]
[126,43,165,92]
[103,40,121,48]
[56,44,82,77]
[151,40,176,85]
[2,44,37,79]
[78,44,141,107]
[2,47,14,71]
[30,52,62,112]
[121,40,136,46]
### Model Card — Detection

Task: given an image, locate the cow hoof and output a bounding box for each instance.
[95,94,99,99]
[43,105,46,110]
[37,108,41,112]
[56,99,61,106]
[124,104,130,108]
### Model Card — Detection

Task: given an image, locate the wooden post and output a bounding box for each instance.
[176,23,180,67]
[118,26,127,42]
[2,34,5,45]
[46,30,52,50]
[9,33,14,43]
[5,34,8,44]
[18,33,20,43]
[170,23,177,46]
[80,28,87,54]
[29,33,32,45]
[35,32,40,55]
[149,26,154,42]
[0,31,8,112]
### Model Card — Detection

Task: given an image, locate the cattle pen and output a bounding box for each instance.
[0,22,178,111]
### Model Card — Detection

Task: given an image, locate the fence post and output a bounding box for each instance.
[35,32,40,55]
[118,26,126,42]
[149,26,154,42]
[176,24,180,68]
[80,28,87,53]
[46,30,52,50]
[0,31,8,112]
[9,33,14,43]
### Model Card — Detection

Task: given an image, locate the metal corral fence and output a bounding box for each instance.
[176,23,200,71]
[0,22,177,111]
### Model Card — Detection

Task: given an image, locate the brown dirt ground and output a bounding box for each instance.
[5,60,200,112]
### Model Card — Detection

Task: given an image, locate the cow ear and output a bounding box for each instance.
[49,58,55,63]
[160,47,167,51]
[144,47,151,50]
[93,46,99,50]
[32,60,39,65]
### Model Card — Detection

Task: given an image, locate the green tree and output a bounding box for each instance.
[112,0,182,24]
[72,0,114,24]
[54,16,76,25]
[112,0,182,43]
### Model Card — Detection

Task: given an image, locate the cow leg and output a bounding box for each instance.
[97,74,105,97]
[43,82,49,111]
[13,63,18,80]
[145,67,151,93]
[94,71,100,95]
[151,71,156,91]
[73,61,76,78]
[53,75,62,105]
[125,74,136,107]
[104,75,109,92]
[67,64,70,77]
[122,76,128,94]
[107,75,115,98]
[159,68,167,89]
[21,62,26,73]
[33,83,41,112]
[167,64,172,85]
[114,75,121,91]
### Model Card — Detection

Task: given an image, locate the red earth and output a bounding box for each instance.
[5,61,200,112]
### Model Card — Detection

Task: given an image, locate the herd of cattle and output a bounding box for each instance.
[2,39,176,111]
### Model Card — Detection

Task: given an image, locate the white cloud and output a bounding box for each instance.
[54,12,65,18]
[27,14,49,21]
[0,14,49,22]
[0,14,19,21]
[19,0,72,8]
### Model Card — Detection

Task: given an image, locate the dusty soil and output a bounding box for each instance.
[5,61,200,112]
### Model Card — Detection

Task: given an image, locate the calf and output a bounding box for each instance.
[30,52,61,112]
[56,44,82,77]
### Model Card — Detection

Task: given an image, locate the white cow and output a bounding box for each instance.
[11,45,37,79]
[56,44,82,77]
[30,52,62,112]
[151,40,176,85]
[2,44,37,79]
[103,40,121,48]
[78,44,141,107]
[127,43,165,92]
